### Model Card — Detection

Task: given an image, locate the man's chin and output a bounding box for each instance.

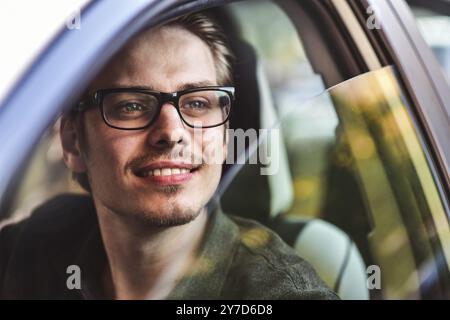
[139,212,199,227]
[120,204,202,228]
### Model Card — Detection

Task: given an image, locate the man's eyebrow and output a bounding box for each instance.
[119,81,216,92]
[177,81,216,91]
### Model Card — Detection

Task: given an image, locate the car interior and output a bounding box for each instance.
[200,4,368,299]
[1,0,450,300]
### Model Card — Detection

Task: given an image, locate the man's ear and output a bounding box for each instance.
[60,115,87,173]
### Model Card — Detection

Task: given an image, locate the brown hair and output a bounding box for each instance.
[68,12,234,192]
[165,13,234,85]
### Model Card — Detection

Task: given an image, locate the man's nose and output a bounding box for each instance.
[146,102,187,149]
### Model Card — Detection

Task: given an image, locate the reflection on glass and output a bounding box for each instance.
[222,66,450,299]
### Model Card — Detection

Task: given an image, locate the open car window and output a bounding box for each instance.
[1,0,449,300]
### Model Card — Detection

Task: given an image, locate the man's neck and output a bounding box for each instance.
[94,204,209,300]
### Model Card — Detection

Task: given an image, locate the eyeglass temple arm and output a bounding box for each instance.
[75,92,100,112]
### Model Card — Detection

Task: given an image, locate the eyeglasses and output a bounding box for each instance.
[77,86,235,130]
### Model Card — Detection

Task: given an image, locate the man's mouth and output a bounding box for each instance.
[132,161,201,185]
[135,167,198,177]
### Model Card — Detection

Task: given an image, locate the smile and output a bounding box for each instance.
[137,167,192,177]
[133,161,201,185]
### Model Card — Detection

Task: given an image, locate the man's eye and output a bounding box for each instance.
[183,100,210,110]
[120,102,146,112]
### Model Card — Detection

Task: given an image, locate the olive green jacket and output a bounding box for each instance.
[0,194,339,300]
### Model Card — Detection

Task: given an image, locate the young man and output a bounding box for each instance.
[0,13,338,300]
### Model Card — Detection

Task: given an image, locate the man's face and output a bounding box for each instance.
[71,26,227,226]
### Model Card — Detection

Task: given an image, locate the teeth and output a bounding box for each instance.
[161,168,171,176]
[139,167,192,177]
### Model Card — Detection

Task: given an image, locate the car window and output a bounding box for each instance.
[222,65,450,299]
[2,0,449,300]
[407,1,450,82]
[218,0,450,299]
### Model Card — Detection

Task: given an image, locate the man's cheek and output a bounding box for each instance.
[87,144,129,185]
[201,130,226,165]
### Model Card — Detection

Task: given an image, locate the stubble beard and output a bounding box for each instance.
[108,184,204,228]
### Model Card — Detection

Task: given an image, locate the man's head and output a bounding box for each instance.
[60,13,234,227]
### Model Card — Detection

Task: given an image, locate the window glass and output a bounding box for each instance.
[286,66,450,299]
[219,0,450,299]
[3,0,450,300]
[223,66,450,299]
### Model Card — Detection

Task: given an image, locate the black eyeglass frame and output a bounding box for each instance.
[77,86,235,130]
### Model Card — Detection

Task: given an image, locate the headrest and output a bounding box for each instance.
[220,38,294,224]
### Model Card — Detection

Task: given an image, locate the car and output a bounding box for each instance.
[0,0,449,300]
